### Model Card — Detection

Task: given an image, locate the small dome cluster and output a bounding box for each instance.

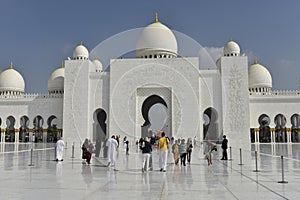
[0,63,25,95]
[136,13,177,59]
[221,39,272,93]
[248,58,272,93]
[47,43,103,93]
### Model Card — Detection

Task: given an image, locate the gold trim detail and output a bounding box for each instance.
[254,57,257,64]
[152,12,161,24]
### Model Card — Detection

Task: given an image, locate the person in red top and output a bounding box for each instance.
[82,138,92,164]
[158,132,169,172]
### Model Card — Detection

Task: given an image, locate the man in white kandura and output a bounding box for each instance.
[106,135,118,167]
[56,137,65,161]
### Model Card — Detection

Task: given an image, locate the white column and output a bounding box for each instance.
[15,131,19,143]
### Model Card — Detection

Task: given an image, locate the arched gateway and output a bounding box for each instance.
[141,94,168,138]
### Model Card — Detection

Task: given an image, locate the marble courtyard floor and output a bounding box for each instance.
[0,142,299,200]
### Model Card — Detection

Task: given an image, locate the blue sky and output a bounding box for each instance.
[0,0,299,92]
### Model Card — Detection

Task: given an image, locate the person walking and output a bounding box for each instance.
[186,138,193,164]
[206,143,217,166]
[82,138,92,164]
[179,138,187,166]
[158,132,169,172]
[56,137,65,161]
[123,136,128,148]
[106,135,118,167]
[221,135,228,160]
[88,139,94,154]
[141,137,152,172]
[172,139,180,165]
[123,136,129,155]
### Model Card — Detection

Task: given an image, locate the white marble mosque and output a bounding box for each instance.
[0,14,300,151]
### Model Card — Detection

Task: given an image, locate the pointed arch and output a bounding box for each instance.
[33,115,44,143]
[258,114,271,143]
[291,114,300,143]
[6,116,16,142]
[19,115,30,142]
[203,107,219,141]
[47,115,59,142]
[274,114,287,143]
[93,108,107,142]
[141,95,168,138]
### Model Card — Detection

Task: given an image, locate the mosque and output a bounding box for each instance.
[0,14,299,150]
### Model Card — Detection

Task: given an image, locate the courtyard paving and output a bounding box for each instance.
[0,142,299,200]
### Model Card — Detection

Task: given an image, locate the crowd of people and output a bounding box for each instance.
[67,132,229,172]
[137,133,195,172]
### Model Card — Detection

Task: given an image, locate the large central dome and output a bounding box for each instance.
[136,13,178,58]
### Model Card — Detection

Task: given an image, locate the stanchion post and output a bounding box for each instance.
[28,148,34,166]
[253,151,260,172]
[54,146,57,161]
[65,142,67,149]
[71,142,75,158]
[238,148,243,165]
[229,146,232,161]
[278,155,288,183]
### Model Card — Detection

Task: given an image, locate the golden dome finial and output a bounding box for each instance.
[254,57,257,64]
[61,61,64,68]
[80,41,83,45]
[10,61,13,69]
[155,12,159,23]
[230,37,233,41]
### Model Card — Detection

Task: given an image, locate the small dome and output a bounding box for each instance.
[73,42,89,60]
[0,64,25,93]
[136,13,177,58]
[249,59,272,89]
[92,59,103,72]
[223,39,240,56]
[48,64,64,94]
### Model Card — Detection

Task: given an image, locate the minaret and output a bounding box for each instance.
[219,40,250,151]
[63,44,91,143]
